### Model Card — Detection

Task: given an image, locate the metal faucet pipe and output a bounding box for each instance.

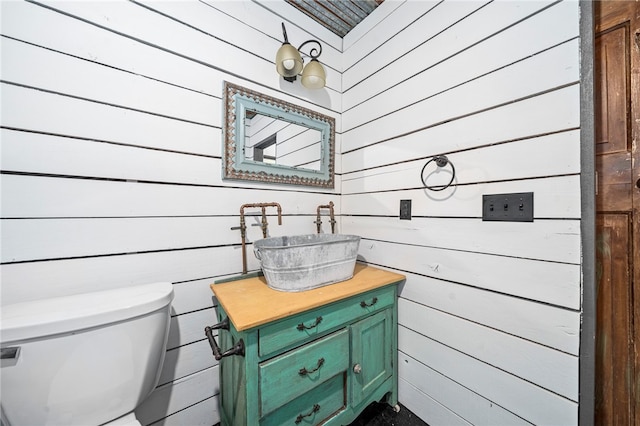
[315,201,336,234]
[232,202,283,274]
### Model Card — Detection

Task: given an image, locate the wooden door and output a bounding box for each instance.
[594,2,640,424]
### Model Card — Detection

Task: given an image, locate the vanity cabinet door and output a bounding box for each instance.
[350,308,393,407]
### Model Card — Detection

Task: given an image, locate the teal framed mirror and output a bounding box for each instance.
[222,82,335,188]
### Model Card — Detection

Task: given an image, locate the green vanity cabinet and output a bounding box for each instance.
[210,264,405,426]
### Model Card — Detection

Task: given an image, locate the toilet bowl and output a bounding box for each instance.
[0,282,174,426]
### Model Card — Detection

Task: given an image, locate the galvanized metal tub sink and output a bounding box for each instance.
[253,234,361,292]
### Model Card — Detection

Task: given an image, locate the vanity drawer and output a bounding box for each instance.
[259,329,349,416]
[261,372,345,426]
[259,286,395,356]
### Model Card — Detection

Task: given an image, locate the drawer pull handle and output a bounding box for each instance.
[297,316,323,331]
[299,357,325,376]
[295,404,320,424]
[360,297,378,308]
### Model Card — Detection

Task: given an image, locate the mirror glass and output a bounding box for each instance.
[222,82,335,188]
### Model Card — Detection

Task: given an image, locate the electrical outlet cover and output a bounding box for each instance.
[400,200,412,220]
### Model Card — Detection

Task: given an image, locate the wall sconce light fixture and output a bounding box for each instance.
[275,23,326,89]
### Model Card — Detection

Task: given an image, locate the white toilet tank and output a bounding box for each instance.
[0,282,174,426]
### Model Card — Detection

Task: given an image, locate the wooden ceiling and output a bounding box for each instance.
[285,0,384,37]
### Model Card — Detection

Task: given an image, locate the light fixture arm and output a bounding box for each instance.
[281,22,290,44]
[297,39,322,60]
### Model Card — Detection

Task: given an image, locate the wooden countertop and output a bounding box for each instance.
[210,264,405,331]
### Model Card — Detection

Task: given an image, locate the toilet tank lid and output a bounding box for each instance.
[1,282,174,343]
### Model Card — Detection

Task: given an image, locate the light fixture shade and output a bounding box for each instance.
[301,59,326,89]
[276,43,303,78]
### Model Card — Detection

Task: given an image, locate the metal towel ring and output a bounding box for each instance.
[420,155,456,191]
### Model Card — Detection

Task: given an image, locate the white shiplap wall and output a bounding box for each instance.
[0,1,340,425]
[341,1,582,425]
[1,0,586,425]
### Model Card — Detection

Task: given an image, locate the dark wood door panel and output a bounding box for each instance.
[596,152,632,212]
[595,214,633,425]
[595,24,629,155]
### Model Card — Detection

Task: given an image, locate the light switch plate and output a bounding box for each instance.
[482,192,533,222]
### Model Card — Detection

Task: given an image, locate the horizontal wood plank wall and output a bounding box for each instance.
[0,1,340,425]
[341,1,581,424]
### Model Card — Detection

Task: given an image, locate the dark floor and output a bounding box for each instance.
[348,402,428,426]
[212,402,428,425]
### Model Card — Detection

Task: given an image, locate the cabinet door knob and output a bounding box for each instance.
[353,363,362,374]
[636,177,640,189]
